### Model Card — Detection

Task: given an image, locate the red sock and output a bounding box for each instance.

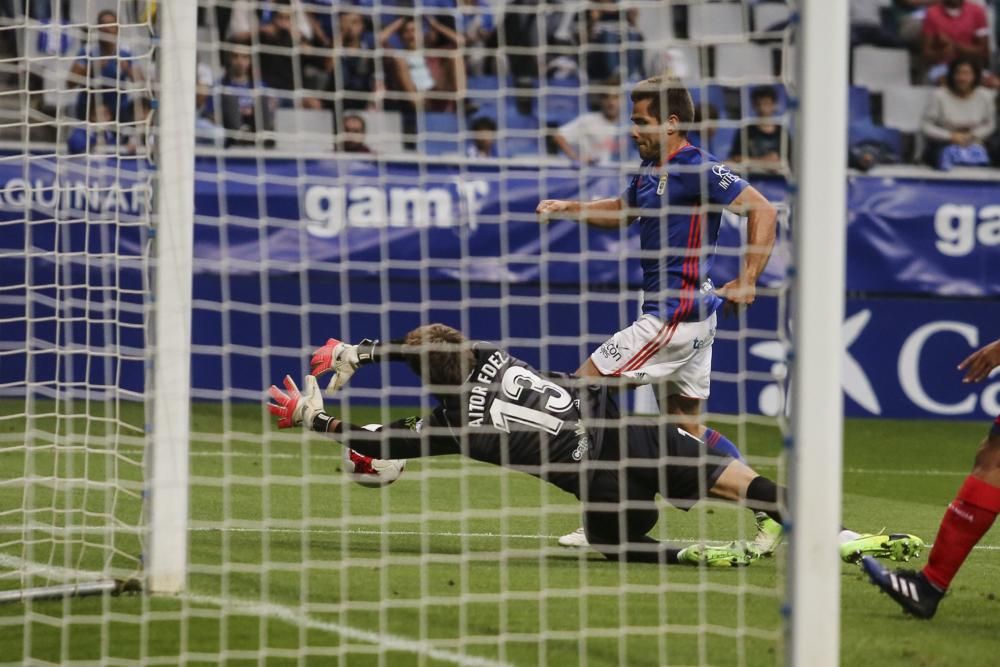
[922,475,1000,591]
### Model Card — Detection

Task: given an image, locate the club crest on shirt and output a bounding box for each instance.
[656,174,667,195]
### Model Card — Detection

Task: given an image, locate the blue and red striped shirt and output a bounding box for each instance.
[623,144,749,323]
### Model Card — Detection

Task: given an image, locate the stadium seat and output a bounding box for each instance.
[714,43,775,81]
[687,85,735,159]
[499,105,539,131]
[753,2,793,33]
[497,107,542,157]
[540,87,583,128]
[852,46,910,90]
[881,86,933,133]
[274,108,334,153]
[468,75,501,91]
[636,3,674,45]
[357,110,405,154]
[420,111,462,155]
[70,0,118,24]
[688,3,746,41]
[689,84,729,118]
[849,86,872,122]
[849,121,903,158]
[650,44,703,81]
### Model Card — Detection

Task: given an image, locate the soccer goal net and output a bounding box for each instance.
[0,0,846,664]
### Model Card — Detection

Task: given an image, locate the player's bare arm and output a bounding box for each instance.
[536,197,627,228]
[958,336,1000,383]
[716,185,777,308]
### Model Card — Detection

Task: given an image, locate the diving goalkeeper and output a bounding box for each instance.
[267,324,923,566]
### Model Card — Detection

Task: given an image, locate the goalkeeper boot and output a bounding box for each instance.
[751,512,783,557]
[840,532,925,564]
[557,527,589,548]
[861,557,943,619]
[678,541,759,568]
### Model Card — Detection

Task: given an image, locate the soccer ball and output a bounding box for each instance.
[343,448,406,488]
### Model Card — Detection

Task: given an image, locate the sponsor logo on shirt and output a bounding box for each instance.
[712,164,741,190]
[599,341,623,362]
[571,421,591,461]
[693,328,716,350]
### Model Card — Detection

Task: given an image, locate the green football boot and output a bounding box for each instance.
[678,541,760,567]
[751,512,784,557]
[840,532,926,564]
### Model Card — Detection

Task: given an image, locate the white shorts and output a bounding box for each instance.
[589,313,716,399]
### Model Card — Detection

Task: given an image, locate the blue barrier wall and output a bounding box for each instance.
[1,156,997,419]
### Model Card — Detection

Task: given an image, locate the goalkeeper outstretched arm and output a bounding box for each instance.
[267,359,462,460]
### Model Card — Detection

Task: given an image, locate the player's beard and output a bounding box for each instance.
[637,141,660,162]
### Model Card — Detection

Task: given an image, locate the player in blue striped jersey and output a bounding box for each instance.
[538,76,780,549]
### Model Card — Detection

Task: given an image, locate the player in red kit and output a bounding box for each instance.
[864,336,1000,618]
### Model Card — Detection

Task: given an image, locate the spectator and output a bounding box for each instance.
[892,0,938,46]
[851,0,904,48]
[499,0,542,82]
[257,0,326,108]
[223,0,257,43]
[381,16,467,113]
[730,86,790,172]
[67,10,145,124]
[195,61,225,147]
[553,80,627,164]
[459,0,496,75]
[921,56,995,169]
[326,11,376,112]
[219,46,275,148]
[466,116,499,158]
[338,113,373,153]
[921,0,989,83]
[67,95,118,154]
[585,0,645,82]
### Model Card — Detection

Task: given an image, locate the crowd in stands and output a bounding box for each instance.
[4,0,999,172]
[850,0,1000,170]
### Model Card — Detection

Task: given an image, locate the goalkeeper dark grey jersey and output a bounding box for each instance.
[428,343,601,495]
[335,341,728,502]
[334,341,602,491]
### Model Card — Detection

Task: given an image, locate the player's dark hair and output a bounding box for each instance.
[945,56,981,93]
[630,77,694,134]
[403,324,474,387]
[97,9,117,24]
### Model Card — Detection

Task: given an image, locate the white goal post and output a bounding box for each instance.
[146,0,198,595]
[789,1,849,665]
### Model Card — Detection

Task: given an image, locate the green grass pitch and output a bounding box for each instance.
[1,400,999,666]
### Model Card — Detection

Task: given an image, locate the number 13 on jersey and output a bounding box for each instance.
[489,366,573,435]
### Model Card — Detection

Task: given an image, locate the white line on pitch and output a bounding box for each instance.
[0,552,512,667]
[184,594,513,667]
[6,523,1000,551]
[101,449,969,477]
[843,467,967,476]
[116,448,975,477]
[190,526,999,552]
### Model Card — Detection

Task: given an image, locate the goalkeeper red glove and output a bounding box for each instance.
[267,375,324,429]
[310,338,376,396]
